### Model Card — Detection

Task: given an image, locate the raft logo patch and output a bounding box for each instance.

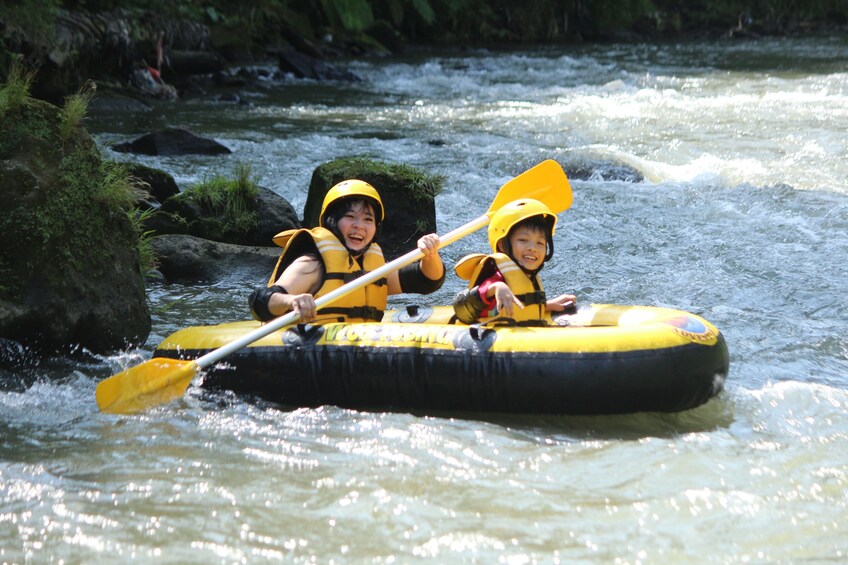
[321,324,459,348]
[664,315,718,344]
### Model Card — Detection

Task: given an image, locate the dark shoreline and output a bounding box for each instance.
[3,2,848,103]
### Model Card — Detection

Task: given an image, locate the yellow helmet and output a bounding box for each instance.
[487,198,557,254]
[320,179,385,221]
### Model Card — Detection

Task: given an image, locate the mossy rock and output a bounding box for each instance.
[303,157,444,260]
[0,96,150,353]
[157,173,299,246]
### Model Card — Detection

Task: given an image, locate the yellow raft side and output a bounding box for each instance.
[155,304,720,355]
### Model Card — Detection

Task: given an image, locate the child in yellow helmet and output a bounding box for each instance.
[452,198,576,325]
[250,179,444,323]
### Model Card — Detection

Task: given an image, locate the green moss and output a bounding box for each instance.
[316,156,443,203]
[178,161,260,237]
[304,156,444,227]
[51,147,134,277]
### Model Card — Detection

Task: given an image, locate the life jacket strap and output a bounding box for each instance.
[317,305,384,322]
[516,290,547,306]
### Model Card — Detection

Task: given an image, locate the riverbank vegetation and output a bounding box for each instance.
[3,0,846,63]
[2,0,845,103]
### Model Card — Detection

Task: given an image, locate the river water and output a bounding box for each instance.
[3,37,848,563]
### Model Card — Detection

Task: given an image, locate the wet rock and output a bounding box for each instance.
[277,48,360,81]
[126,163,180,207]
[253,188,302,245]
[112,127,232,155]
[150,234,280,283]
[563,160,644,183]
[164,49,225,75]
[88,92,153,114]
[143,208,191,236]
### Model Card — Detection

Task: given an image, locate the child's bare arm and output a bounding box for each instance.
[546,293,577,312]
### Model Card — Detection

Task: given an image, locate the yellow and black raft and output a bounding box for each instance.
[153,304,729,416]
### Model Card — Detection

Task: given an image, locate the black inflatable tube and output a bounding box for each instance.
[155,333,728,415]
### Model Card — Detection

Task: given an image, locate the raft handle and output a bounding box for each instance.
[469,324,495,341]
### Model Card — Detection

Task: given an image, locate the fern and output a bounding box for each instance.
[127,208,158,274]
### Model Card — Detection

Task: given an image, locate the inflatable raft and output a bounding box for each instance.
[152,304,729,416]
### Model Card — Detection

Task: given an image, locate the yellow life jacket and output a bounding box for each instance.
[269,227,388,323]
[454,252,550,325]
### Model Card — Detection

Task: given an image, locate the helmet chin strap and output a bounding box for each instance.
[346,244,368,262]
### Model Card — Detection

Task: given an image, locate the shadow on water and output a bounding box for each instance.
[195,386,736,442]
[444,396,736,442]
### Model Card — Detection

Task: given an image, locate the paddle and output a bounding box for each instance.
[96,159,572,414]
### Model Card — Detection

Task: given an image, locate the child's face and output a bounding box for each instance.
[503,226,546,271]
[337,201,377,254]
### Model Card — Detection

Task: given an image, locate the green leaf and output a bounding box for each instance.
[323,0,374,32]
[411,0,436,25]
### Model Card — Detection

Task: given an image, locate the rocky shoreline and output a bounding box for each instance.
[4,5,847,105]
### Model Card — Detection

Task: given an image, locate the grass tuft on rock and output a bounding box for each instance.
[183,162,260,235]
[60,80,96,144]
[0,59,37,116]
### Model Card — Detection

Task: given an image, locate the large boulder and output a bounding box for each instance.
[303,158,443,260]
[0,97,150,353]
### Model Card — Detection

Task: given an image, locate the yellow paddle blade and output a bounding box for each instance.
[96,358,199,414]
[488,159,572,216]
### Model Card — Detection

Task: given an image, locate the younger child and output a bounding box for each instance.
[452,198,576,325]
